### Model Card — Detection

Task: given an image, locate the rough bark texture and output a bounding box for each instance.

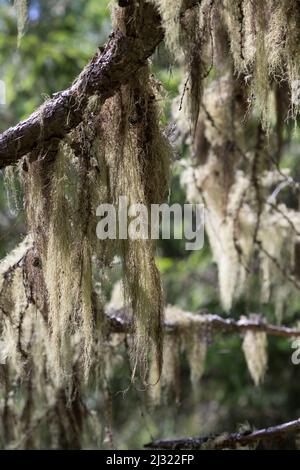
[0,2,163,168]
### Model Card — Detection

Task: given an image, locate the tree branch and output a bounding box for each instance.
[0,3,163,169]
[106,308,300,338]
[1,240,300,339]
[144,418,300,449]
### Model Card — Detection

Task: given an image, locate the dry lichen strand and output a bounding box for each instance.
[6,0,172,385]
[3,166,22,216]
[19,54,171,385]
[42,144,95,382]
[1,0,300,447]
[182,143,300,315]
[18,89,116,384]
[151,0,213,131]
[5,2,295,378]
[102,0,171,380]
[149,0,183,58]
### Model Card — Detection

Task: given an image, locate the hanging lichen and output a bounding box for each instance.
[148,306,209,404]
[0,237,120,449]
[179,53,300,315]
[150,0,183,57]
[242,329,268,386]
[3,165,22,215]
[149,333,181,405]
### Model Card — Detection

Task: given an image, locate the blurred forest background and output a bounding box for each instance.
[0,0,299,449]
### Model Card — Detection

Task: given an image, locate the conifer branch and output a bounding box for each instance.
[1,242,300,340]
[0,2,165,169]
[145,418,300,449]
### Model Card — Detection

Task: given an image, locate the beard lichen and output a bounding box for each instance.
[21,139,95,385]
[97,66,171,382]
[14,0,28,46]
[15,63,171,386]
[161,0,300,130]
[147,306,209,405]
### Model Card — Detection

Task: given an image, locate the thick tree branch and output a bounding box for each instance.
[0,3,163,168]
[145,418,300,449]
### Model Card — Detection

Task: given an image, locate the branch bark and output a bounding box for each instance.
[0,3,163,168]
[144,418,300,449]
